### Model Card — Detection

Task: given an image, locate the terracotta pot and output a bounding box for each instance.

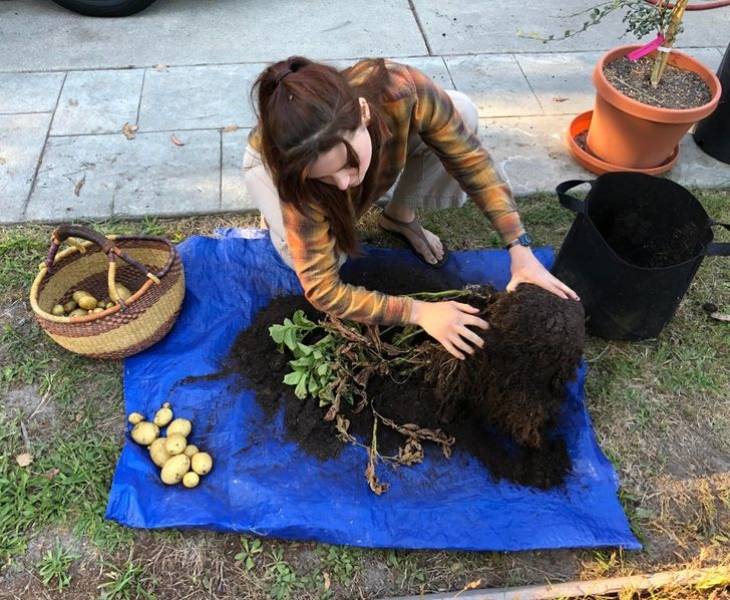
[585,45,722,170]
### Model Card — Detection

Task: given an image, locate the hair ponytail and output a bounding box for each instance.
[251,56,392,255]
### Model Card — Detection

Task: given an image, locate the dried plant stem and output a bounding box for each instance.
[374,409,456,458]
[276,285,497,494]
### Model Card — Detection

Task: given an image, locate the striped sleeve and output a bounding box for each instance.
[281,202,413,325]
[406,65,524,244]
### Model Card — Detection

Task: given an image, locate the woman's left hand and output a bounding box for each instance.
[507,245,580,301]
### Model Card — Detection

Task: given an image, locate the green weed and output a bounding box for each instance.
[319,545,360,585]
[264,549,301,600]
[36,540,79,591]
[234,537,263,571]
[98,553,156,600]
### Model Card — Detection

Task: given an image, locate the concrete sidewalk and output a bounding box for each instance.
[0,0,728,224]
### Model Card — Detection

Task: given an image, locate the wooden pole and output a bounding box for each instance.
[650,0,689,87]
[385,567,729,600]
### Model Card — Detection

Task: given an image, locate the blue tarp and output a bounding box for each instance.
[106,229,640,552]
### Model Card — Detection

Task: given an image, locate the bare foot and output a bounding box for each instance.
[378,210,445,265]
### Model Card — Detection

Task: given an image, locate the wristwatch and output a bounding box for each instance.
[504,232,533,250]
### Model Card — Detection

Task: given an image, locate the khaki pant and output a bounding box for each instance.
[243,89,479,267]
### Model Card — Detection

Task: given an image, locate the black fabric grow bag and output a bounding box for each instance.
[694,41,730,164]
[552,173,729,340]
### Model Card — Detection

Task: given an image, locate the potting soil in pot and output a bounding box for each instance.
[603,56,711,109]
[219,273,584,490]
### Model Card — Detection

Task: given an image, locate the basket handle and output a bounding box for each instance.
[555,180,594,214]
[707,220,730,257]
[45,224,175,307]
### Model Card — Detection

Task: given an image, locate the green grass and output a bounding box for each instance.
[0,413,129,562]
[0,228,48,305]
[98,552,156,600]
[36,540,79,591]
[0,193,728,598]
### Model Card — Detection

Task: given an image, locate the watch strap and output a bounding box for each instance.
[504,232,531,250]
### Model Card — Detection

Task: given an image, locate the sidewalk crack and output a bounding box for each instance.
[408,0,432,56]
[136,68,147,126]
[514,54,544,115]
[23,71,67,220]
[441,56,456,89]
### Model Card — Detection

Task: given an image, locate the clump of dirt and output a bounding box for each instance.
[217,275,584,489]
[435,284,585,448]
[603,55,712,109]
[355,371,572,490]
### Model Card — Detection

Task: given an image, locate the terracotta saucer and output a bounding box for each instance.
[566,110,679,176]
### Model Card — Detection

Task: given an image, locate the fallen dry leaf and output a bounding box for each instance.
[709,311,730,322]
[397,438,424,466]
[122,122,138,140]
[15,453,33,468]
[222,124,240,133]
[463,579,483,591]
[323,572,331,591]
[154,63,168,72]
[365,457,388,495]
[74,175,86,197]
[43,468,61,480]
[170,134,185,146]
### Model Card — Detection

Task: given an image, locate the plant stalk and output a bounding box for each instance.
[651,0,688,87]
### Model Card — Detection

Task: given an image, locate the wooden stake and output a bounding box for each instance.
[387,566,730,600]
[651,0,689,87]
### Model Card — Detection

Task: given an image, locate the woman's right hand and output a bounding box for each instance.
[409,300,488,360]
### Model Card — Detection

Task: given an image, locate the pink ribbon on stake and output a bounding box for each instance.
[626,33,667,61]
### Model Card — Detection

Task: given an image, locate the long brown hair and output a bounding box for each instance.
[251,56,392,255]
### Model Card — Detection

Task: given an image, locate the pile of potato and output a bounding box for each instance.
[127,402,214,488]
[51,285,133,318]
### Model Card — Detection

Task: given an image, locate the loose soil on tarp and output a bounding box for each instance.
[603,56,712,109]
[215,265,584,490]
[340,255,463,294]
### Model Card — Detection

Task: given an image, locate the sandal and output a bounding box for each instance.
[378,212,450,269]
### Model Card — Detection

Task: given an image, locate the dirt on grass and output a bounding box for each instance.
[4,385,57,440]
[0,526,101,599]
[604,55,712,109]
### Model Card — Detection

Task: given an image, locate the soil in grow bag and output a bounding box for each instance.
[603,56,712,109]
[216,270,584,489]
[598,198,705,267]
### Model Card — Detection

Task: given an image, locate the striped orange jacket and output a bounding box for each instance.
[250,59,524,325]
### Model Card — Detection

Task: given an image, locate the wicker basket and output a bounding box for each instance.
[30,225,185,359]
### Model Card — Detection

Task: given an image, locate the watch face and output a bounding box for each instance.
[520,233,533,246]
